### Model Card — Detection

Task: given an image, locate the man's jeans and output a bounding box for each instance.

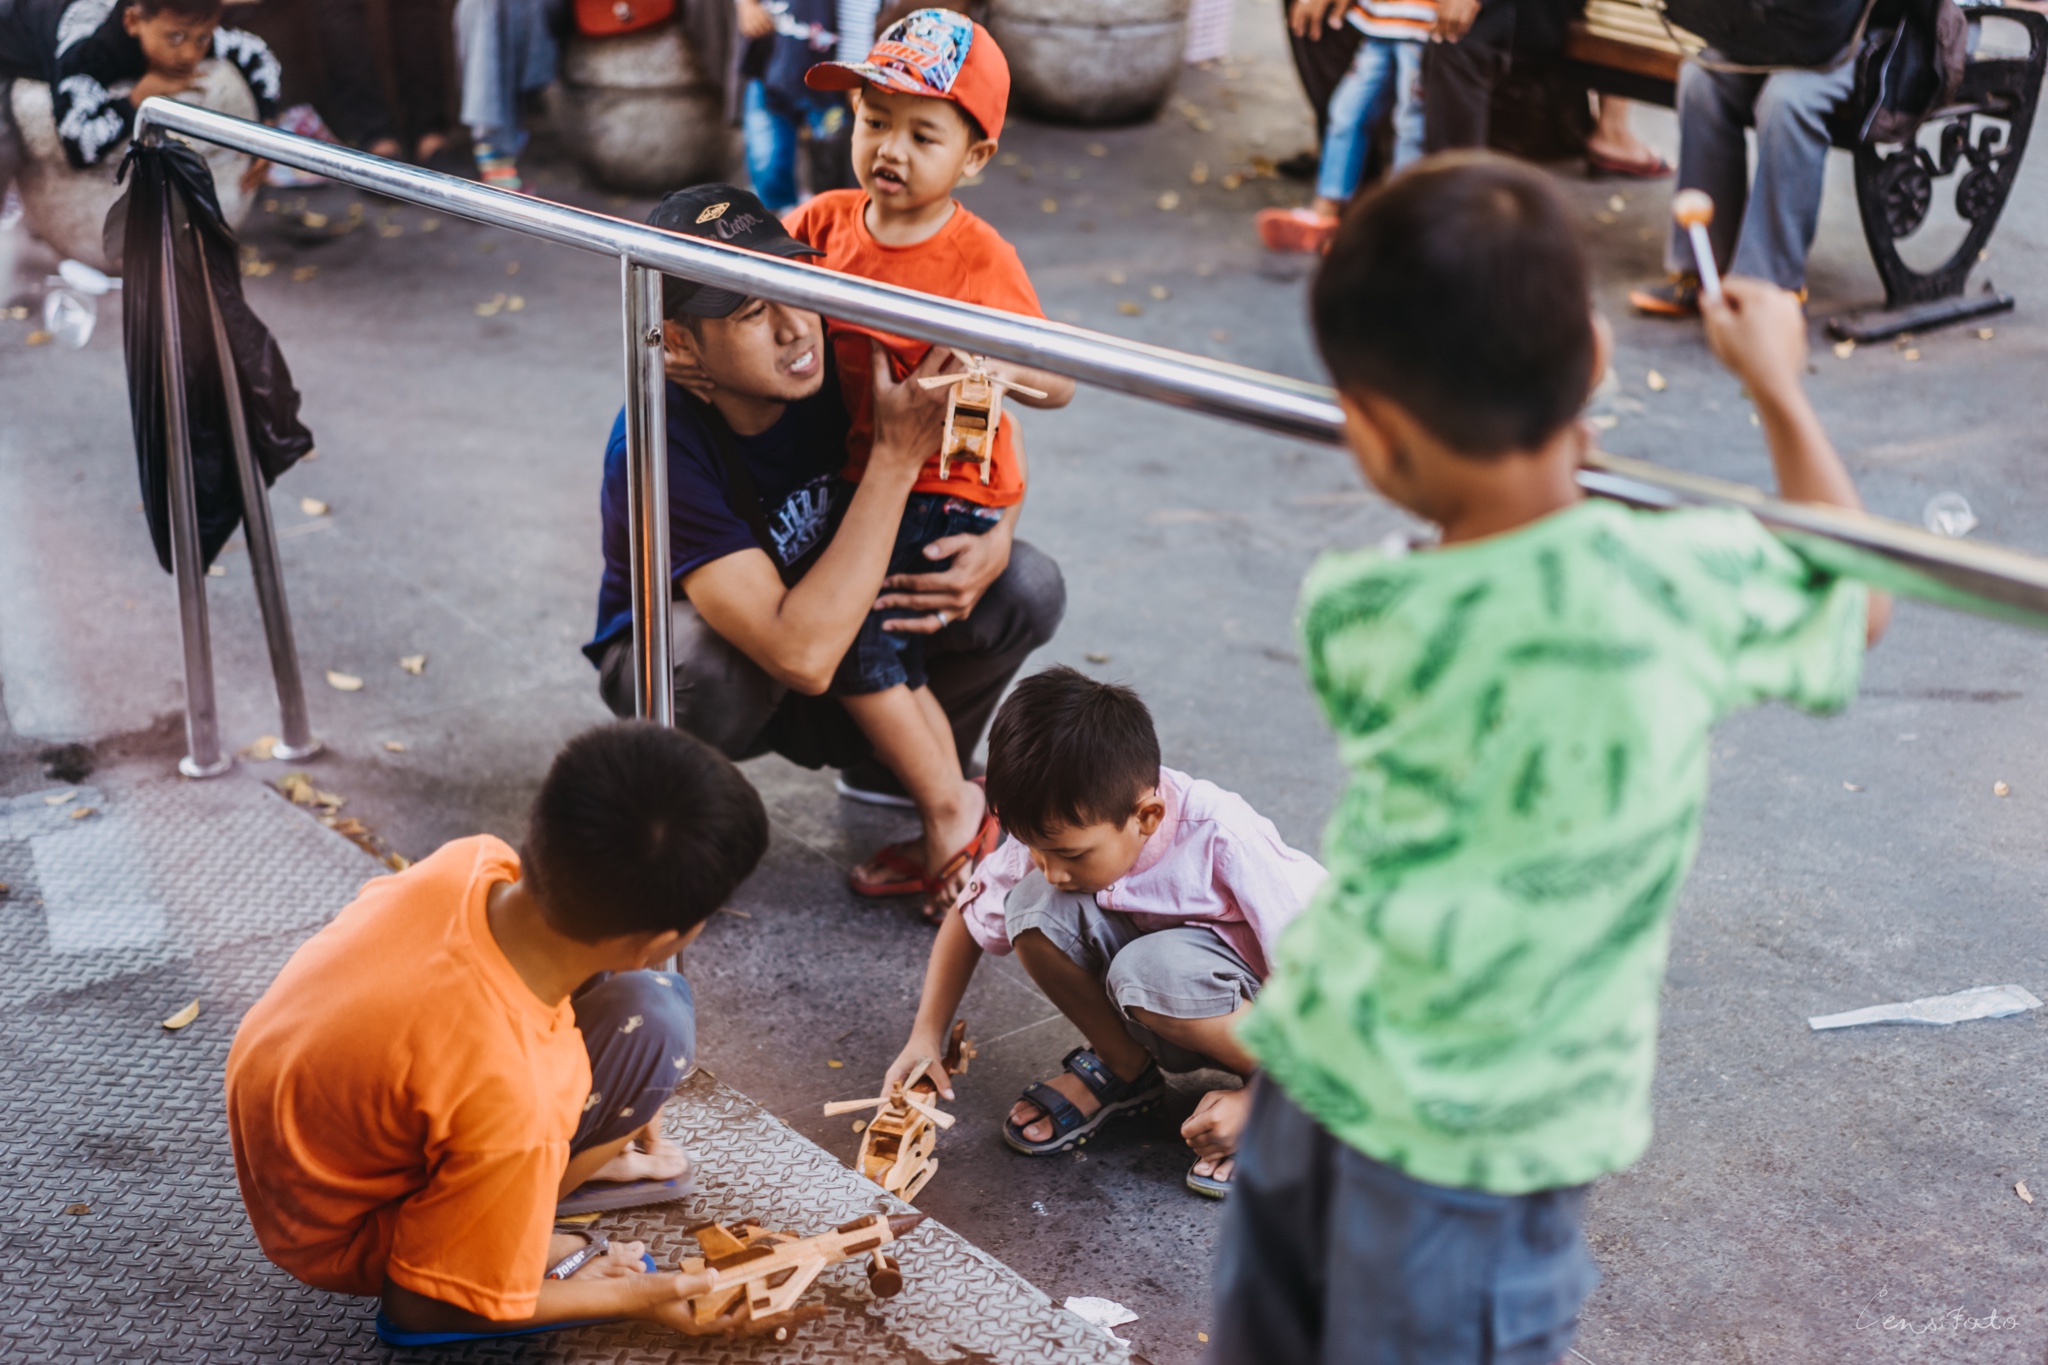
[743,80,846,213]
[455,0,562,155]
[596,539,1066,772]
[1665,55,1855,291]
[1317,36,1424,202]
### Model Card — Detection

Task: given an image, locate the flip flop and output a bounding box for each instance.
[1002,1047,1164,1155]
[1585,149,1673,179]
[1186,1158,1233,1199]
[849,838,927,898]
[554,1161,695,1218]
[373,1254,659,1344]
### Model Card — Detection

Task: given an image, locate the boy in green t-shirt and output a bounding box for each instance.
[1212,154,1889,1363]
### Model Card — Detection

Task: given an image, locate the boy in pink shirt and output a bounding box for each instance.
[881,666,1324,1196]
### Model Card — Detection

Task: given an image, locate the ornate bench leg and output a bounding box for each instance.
[1831,6,2048,342]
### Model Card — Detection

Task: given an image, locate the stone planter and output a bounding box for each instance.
[551,24,735,195]
[11,59,257,275]
[988,0,1191,126]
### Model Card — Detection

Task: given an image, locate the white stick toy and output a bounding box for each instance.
[1671,189,1722,304]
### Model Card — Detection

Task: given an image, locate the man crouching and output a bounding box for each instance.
[226,721,767,1342]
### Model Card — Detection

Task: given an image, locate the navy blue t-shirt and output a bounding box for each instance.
[587,378,850,664]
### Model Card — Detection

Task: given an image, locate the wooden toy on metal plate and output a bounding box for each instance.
[917,356,1046,482]
[672,1210,925,1340]
[822,1020,976,1202]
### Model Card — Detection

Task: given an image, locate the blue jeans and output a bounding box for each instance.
[1317,35,1425,203]
[454,0,562,155]
[743,81,848,213]
[1212,1082,1600,1365]
[831,492,1004,696]
[1665,54,1855,291]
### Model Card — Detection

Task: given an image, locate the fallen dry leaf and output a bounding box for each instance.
[162,999,201,1030]
[1149,285,1170,301]
[828,1059,844,1069]
[399,654,426,675]
[1117,301,1142,316]
[26,330,51,346]
[207,564,227,578]
[385,852,411,871]
[1995,780,2011,797]
[506,261,520,275]
[1041,197,1059,214]
[1833,339,1856,359]
[506,296,525,313]
[43,791,75,806]
[1978,328,1995,341]
[475,294,507,317]
[301,211,329,228]
[1087,143,1106,157]
[378,223,402,238]
[1190,161,1209,185]
[68,806,96,820]
[1589,414,1619,431]
[383,739,407,753]
[2019,1181,2034,1204]
[1902,348,1921,362]
[292,266,318,282]
[277,773,345,811]
[1156,191,1181,211]
[1086,652,1111,663]
[421,217,440,231]
[1646,370,1668,392]
[1106,270,1127,285]
[1608,194,1627,213]
[325,670,365,692]
[1220,171,1243,190]
[717,905,753,919]
[1198,1332,1209,1343]
[65,1203,89,1216]
[1842,782,1862,792]
[240,735,279,761]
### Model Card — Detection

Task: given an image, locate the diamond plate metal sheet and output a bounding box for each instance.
[0,774,1130,1365]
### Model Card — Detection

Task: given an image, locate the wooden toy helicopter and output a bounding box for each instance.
[673,1210,925,1340]
[822,1019,976,1203]
[917,355,1045,482]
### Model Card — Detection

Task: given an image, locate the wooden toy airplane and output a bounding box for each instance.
[673,1210,925,1340]
[917,355,1046,483]
[822,1020,976,1203]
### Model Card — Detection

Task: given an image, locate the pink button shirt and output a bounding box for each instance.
[958,767,1326,979]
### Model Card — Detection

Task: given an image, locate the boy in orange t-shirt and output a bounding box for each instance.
[225,723,768,1343]
[788,8,1074,920]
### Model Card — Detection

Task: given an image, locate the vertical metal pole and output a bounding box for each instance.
[160,189,232,779]
[622,258,673,726]
[196,248,321,762]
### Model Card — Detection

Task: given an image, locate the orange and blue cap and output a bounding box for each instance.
[805,8,1009,143]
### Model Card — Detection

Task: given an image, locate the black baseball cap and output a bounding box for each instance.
[646,184,823,320]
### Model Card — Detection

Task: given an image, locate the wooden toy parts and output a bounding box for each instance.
[822,1020,976,1203]
[674,1211,926,1340]
[917,356,1047,483]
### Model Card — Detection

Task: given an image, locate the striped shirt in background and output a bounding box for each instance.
[835,0,879,63]
[1348,0,1437,41]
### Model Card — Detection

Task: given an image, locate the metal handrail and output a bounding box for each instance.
[126,100,2048,772]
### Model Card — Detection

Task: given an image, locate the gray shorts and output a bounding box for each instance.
[1003,870,1260,1073]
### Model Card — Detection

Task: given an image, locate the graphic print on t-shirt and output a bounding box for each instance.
[768,474,836,567]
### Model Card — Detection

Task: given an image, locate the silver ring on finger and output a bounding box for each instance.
[933,610,951,626]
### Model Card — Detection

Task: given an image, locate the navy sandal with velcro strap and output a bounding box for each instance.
[1001,1046,1164,1156]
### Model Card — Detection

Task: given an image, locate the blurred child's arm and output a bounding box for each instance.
[1701,276,1890,645]
[883,904,983,1102]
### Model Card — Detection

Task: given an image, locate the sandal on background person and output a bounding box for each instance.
[1002,1047,1165,1156]
[1256,206,1340,255]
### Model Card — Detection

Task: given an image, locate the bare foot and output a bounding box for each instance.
[852,833,926,889]
[414,132,449,162]
[589,1127,690,1183]
[1180,1084,1253,1184]
[922,779,986,879]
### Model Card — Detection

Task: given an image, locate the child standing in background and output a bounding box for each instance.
[734,0,877,211]
[786,8,1074,922]
[1257,0,1433,254]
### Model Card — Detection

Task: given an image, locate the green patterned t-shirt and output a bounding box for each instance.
[1242,499,1867,1194]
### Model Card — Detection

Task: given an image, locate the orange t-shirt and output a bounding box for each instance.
[783,189,1045,508]
[224,836,589,1320]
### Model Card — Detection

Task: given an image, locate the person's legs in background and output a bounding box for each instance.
[455,0,560,189]
[1631,58,1761,315]
[1279,0,1365,176]
[1731,62,1856,291]
[1420,0,1517,153]
[311,0,404,158]
[742,79,802,213]
[391,0,454,162]
[1257,36,1404,252]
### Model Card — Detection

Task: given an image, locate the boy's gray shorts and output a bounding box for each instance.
[1003,870,1259,1073]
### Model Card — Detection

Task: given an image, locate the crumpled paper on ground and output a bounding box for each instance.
[1808,984,2042,1031]
[1063,1295,1138,1345]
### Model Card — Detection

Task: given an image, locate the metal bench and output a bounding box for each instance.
[1561,0,2048,341]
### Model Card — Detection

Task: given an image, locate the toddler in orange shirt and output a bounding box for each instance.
[789,8,1074,921]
